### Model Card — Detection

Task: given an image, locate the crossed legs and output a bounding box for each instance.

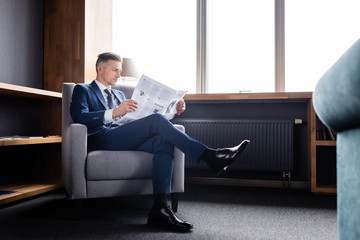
[88,114,207,194]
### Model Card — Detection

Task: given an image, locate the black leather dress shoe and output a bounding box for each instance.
[202,139,250,176]
[147,205,193,231]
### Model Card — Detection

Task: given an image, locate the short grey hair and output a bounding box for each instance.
[95,52,122,73]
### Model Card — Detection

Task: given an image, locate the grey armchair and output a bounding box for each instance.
[62,83,185,211]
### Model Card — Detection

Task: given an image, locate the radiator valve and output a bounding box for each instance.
[294,119,303,125]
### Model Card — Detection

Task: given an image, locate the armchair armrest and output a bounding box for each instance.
[313,38,360,132]
[171,124,185,193]
[67,123,88,199]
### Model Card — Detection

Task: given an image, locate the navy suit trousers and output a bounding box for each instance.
[88,114,207,194]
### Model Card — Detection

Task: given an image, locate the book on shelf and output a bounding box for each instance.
[316,116,326,140]
[0,190,16,196]
[326,127,336,140]
[316,116,337,141]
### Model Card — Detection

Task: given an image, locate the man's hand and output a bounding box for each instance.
[112,99,138,119]
[176,99,186,115]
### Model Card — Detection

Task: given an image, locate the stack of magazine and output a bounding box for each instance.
[0,136,43,140]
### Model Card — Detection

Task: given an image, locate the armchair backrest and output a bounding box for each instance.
[62,83,76,193]
[113,84,135,99]
[62,83,76,136]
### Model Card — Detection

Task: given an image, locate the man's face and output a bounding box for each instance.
[97,60,122,87]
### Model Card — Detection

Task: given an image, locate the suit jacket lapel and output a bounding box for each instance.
[89,80,109,109]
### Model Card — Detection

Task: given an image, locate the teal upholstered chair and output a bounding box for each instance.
[313,39,360,240]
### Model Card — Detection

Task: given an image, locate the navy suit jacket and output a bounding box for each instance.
[70,80,127,136]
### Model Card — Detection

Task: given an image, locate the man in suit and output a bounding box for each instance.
[70,52,250,231]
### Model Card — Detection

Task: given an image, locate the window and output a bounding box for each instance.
[113,0,360,93]
[112,0,196,92]
[207,0,274,93]
[285,0,360,92]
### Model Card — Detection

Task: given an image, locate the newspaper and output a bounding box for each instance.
[114,75,187,125]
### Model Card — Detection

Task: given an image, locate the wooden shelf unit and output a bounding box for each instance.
[1,0,110,206]
[0,83,63,205]
[0,82,62,100]
[0,136,62,147]
[316,140,337,147]
[308,101,337,194]
[0,180,62,205]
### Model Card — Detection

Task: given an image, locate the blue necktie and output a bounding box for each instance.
[104,89,115,109]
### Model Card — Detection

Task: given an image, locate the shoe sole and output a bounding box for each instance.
[147,220,193,232]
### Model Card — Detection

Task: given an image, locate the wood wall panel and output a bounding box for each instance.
[43,0,112,137]
[44,0,112,89]
[44,0,85,92]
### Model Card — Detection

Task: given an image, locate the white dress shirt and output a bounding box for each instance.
[94,80,119,124]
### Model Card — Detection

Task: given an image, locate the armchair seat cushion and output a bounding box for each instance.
[87,151,153,180]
